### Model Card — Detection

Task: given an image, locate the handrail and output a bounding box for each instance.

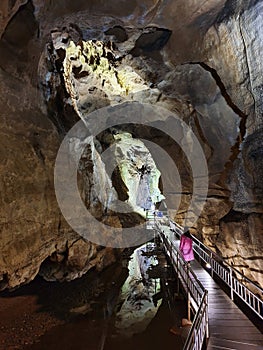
[169,220,262,291]
[154,219,208,350]
[183,292,208,350]
[169,219,263,320]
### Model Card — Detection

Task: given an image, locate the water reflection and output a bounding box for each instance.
[115,242,161,336]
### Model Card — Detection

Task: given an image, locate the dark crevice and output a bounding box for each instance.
[198,62,247,121]
[185,61,249,186]
[1,0,38,47]
[130,28,172,59]
[243,257,263,261]
[111,167,129,202]
[215,0,261,25]
[248,268,263,274]
[0,273,9,291]
[207,194,230,200]
[184,61,247,136]
[104,26,128,42]
[220,208,249,223]
[215,0,240,24]
[44,40,79,134]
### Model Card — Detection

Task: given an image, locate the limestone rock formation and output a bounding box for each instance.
[0,0,262,289]
[112,131,164,214]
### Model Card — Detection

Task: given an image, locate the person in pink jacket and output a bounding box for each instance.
[179,230,194,265]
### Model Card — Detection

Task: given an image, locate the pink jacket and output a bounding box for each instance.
[179,235,194,262]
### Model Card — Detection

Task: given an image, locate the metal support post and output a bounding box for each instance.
[188,291,191,322]
[230,268,234,301]
[210,253,214,278]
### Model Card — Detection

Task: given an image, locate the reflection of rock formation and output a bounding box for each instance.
[136,172,152,210]
[115,243,161,337]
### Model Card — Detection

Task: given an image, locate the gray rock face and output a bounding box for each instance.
[201,1,263,286]
[0,0,262,289]
[203,1,263,128]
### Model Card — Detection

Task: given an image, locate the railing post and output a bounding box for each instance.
[187,265,191,322]
[176,251,180,295]
[230,268,234,301]
[205,291,209,339]
[210,253,214,278]
[188,291,191,322]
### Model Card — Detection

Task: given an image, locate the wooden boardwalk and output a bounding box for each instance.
[164,233,263,349]
[155,221,263,349]
[191,260,263,350]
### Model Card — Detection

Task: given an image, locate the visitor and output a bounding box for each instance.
[179,229,194,266]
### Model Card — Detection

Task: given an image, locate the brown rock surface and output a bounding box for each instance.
[0,0,262,289]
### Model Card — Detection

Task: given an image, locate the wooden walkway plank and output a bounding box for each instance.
[190,259,263,349]
[208,337,263,350]
[158,227,263,350]
[158,226,263,349]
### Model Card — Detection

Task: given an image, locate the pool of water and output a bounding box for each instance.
[0,244,187,350]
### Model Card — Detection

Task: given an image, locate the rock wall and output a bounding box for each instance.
[0,0,262,288]
[201,1,263,286]
[0,1,120,289]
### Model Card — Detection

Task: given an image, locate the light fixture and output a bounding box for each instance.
[206,262,211,269]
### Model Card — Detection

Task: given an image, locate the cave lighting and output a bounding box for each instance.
[206,262,212,269]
